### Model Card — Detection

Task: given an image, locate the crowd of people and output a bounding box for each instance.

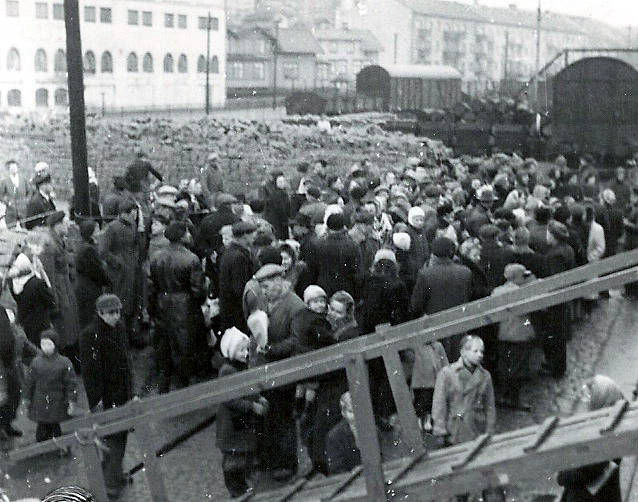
[0,148,637,499]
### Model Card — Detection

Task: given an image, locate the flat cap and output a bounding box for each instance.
[253,263,285,281]
[232,220,257,237]
[216,193,238,207]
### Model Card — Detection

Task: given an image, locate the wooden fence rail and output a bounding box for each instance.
[6,251,638,501]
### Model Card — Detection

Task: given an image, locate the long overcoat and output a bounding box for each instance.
[74,238,111,328]
[10,275,56,345]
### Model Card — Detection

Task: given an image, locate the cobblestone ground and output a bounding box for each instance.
[1,293,635,501]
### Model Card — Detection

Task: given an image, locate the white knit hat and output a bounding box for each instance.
[220,327,250,360]
[303,285,327,304]
[407,206,425,227]
[373,248,397,265]
[392,232,411,251]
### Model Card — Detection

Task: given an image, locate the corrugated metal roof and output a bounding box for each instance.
[384,64,462,79]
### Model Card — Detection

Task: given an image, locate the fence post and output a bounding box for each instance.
[135,421,169,502]
[382,348,424,455]
[77,438,109,502]
[345,352,388,501]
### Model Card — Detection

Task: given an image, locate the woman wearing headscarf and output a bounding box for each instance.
[8,253,56,346]
[75,220,111,329]
[557,375,624,502]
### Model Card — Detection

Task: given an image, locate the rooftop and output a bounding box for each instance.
[313,28,382,52]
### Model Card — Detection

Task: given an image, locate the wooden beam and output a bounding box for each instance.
[344,353,387,501]
[77,439,109,502]
[135,422,169,502]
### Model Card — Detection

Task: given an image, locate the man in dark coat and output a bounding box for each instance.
[0,159,31,226]
[601,189,624,257]
[149,222,208,393]
[260,171,290,240]
[465,187,496,237]
[25,172,56,229]
[218,221,257,333]
[410,237,472,361]
[195,193,240,260]
[0,308,21,439]
[102,176,127,222]
[478,223,515,292]
[306,213,363,300]
[528,205,552,254]
[79,294,133,498]
[199,152,224,208]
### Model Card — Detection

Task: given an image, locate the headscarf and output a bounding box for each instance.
[9,253,38,294]
[585,375,625,411]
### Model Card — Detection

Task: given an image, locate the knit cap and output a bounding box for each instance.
[392,232,411,251]
[407,206,425,227]
[303,285,327,304]
[373,248,397,266]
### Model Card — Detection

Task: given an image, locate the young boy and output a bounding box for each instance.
[216,328,269,498]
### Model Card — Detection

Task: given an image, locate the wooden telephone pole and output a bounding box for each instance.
[63,0,89,217]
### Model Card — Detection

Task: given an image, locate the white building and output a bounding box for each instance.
[0,0,226,113]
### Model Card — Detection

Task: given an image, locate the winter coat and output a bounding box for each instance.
[149,242,208,360]
[261,182,290,240]
[99,217,143,318]
[292,308,334,355]
[10,276,56,345]
[466,204,491,237]
[218,241,256,333]
[0,174,31,224]
[25,192,56,230]
[410,258,473,318]
[431,358,496,445]
[200,166,224,206]
[265,290,306,362]
[587,220,606,263]
[528,222,550,255]
[216,359,260,453]
[546,242,576,277]
[358,273,409,335]
[25,352,77,423]
[511,249,546,279]
[604,205,623,256]
[479,240,515,292]
[74,238,111,328]
[406,225,430,269]
[326,419,361,475]
[410,340,449,390]
[79,318,133,410]
[491,282,535,343]
[40,229,80,348]
[608,180,631,211]
[306,230,363,300]
[195,206,239,259]
[558,459,621,502]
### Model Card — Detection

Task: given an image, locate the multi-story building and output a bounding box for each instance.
[313,28,381,88]
[226,23,324,93]
[0,0,226,113]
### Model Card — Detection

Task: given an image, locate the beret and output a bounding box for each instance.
[96,293,123,311]
[232,220,257,237]
[253,263,285,281]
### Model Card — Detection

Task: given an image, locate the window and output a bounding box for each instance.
[52,3,63,19]
[210,55,218,73]
[127,52,138,72]
[35,88,48,107]
[178,54,187,73]
[197,55,206,73]
[283,62,298,79]
[198,16,207,29]
[6,0,19,16]
[164,13,173,27]
[35,2,48,19]
[199,16,218,30]
[34,48,47,72]
[54,88,68,105]
[7,47,20,71]
[178,14,186,28]
[100,51,112,72]
[143,52,153,72]
[54,49,66,72]
[8,89,21,106]
[84,6,95,22]
[128,10,138,25]
[210,17,218,30]
[163,53,173,72]
[83,51,96,74]
[253,62,264,80]
[100,7,111,23]
[228,62,242,79]
[142,10,152,26]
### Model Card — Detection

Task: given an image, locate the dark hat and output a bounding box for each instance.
[423,185,441,198]
[388,205,408,224]
[46,210,65,227]
[96,293,123,311]
[431,237,456,259]
[349,184,367,201]
[548,220,570,241]
[291,212,312,228]
[216,193,238,207]
[306,185,321,199]
[258,246,283,266]
[40,328,60,347]
[553,204,571,224]
[34,172,52,187]
[232,220,257,237]
[326,213,346,231]
[479,224,500,241]
[253,264,285,282]
[164,221,188,242]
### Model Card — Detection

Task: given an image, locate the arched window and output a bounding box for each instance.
[7,47,20,71]
[54,88,68,106]
[210,55,219,73]
[54,49,66,72]
[143,53,153,72]
[7,89,21,107]
[197,55,206,73]
[178,54,187,73]
[83,51,96,74]
[127,52,138,72]
[100,51,112,73]
[34,48,47,72]
[35,88,49,107]
[163,53,174,73]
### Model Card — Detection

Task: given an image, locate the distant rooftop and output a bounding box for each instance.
[313,28,382,52]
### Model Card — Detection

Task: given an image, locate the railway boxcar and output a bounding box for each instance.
[356,64,462,112]
[552,57,638,161]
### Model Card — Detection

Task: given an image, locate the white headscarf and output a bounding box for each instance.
[9,253,38,294]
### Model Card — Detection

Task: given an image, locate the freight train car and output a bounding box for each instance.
[551,57,638,163]
[356,64,462,112]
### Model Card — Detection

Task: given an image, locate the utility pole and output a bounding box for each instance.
[272,21,279,110]
[63,0,89,217]
[503,30,509,96]
[205,12,211,114]
[394,33,398,64]
[534,0,541,108]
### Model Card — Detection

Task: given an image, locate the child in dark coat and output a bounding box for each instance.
[216,328,269,498]
[23,328,78,442]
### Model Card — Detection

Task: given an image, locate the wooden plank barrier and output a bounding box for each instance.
[8,255,638,502]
